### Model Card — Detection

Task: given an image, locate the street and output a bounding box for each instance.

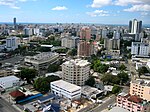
[88,95,116,112]
[0,97,19,112]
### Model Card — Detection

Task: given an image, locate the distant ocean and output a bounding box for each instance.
[0,22,150,28]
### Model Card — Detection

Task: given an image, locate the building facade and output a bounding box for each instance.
[117,92,150,112]
[62,59,90,86]
[51,80,81,100]
[130,80,150,101]
[24,52,59,71]
[129,19,142,34]
[104,38,120,50]
[131,42,149,56]
[80,27,91,40]
[61,36,79,48]
[77,40,94,57]
[6,37,18,51]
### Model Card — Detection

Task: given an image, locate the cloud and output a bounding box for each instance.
[87,10,109,17]
[115,0,150,6]
[141,12,149,16]
[52,6,68,11]
[0,0,36,9]
[124,4,150,12]
[91,0,112,8]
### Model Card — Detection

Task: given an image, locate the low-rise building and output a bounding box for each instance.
[130,80,150,101]
[24,52,59,71]
[117,92,150,112]
[51,80,81,100]
[0,76,20,89]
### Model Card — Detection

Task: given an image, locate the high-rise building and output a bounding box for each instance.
[104,38,120,50]
[62,59,90,86]
[13,17,17,30]
[6,37,18,51]
[61,36,79,48]
[80,27,91,40]
[129,19,142,34]
[131,42,149,56]
[77,40,95,57]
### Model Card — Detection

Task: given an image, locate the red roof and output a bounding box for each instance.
[128,95,142,103]
[9,90,25,98]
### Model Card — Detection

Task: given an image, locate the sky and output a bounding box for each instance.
[0,0,150,24]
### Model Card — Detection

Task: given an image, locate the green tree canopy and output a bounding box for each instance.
[20,68,37,83]
[118,64,127,71]
[47,64,60,73]
[33,75,60,93]
[137,66,149,77]
[112,85,121,94]
[117,71,129,85]
[85,76,96,87]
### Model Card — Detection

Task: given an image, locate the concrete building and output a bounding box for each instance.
[24,28,34,36]
[24,52,59,71]
[104,38,120,50]
[6,37,18,51]
[0,76,20,89]
[117,92,150,112]
[62,59,90,86]
[130,80,150,101]
[80,27,91,40]
[131,42,149,56]
[129,19,142,34]
[77,40,94,57]
[61,36,79,48]
[51,80,81,100]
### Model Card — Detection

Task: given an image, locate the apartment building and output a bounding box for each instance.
[131,42,149,56]
[130,80,150,101]
[62,59,90,86]
[61,36,79,48]
[117,92,150,112]
[51,80,81,100]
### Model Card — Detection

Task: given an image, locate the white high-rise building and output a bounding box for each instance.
[62,59,90,86]
[6,37,18,51]
[129,19,142,34]
[131,42,149,56]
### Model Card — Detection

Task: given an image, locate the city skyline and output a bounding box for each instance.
[0,0,150,24]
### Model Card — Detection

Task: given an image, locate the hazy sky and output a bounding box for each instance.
[0,0,150,24]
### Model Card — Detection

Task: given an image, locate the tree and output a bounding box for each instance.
[117,71,129,85]
[68,48,77,56]
[112,85,121,94]
[101,74,120,85]
[20,68,37,83]
[85,76,96,87]
[137,66,149,77]
[118,64,126,71]
[47,64,60,73]
[33,75,60,93]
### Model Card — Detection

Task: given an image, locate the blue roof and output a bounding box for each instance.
[38,94,56,103]
[17,93,43,103]
[45,103,60,112]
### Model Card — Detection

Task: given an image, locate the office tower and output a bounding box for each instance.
[62,59,90,86]
[77,40,94,57]
[131,42,149,56]
[129,19,142,34]
[13,17,17,30]
[80,27,91,40]
[129,20,132,33]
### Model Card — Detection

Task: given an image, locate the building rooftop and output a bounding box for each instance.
[0,75,19,82]
[9,90,25,98]
[131,80,150,87]
[25,52,59,61]
[63,59,90,67]
[108,107,129,112]
[51,80,81,92]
